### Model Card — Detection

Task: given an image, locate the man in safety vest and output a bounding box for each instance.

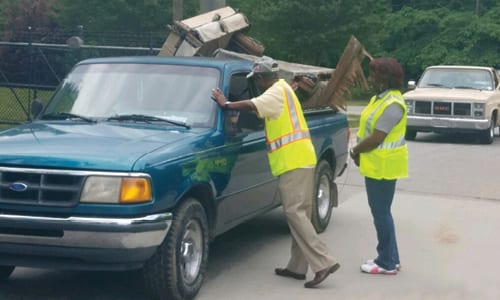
[350,57,408,275]
[211,56,340,288]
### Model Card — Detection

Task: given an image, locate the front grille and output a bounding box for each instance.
[0,169,85,207]
[433,102,451,115]
[414,101,471,116]
[454,103,471,116]
[415,101,431,114]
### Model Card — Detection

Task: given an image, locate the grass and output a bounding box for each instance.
[0,87,53,125]
[347,114,360,128]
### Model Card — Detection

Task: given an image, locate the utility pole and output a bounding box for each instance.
[200,0,226,13]
[475,0,480,15]
[173,0,183,21]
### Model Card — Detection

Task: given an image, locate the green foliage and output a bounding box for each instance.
[228,0,391,68]
[382,6,500,80]
[1,0,500,87]
[400,0,497,13]
[1,0,59,34]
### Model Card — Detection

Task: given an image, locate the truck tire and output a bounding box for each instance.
[142,198,209,300]
[0,266,14,280]
[479,115,496,144]
[405,129,417,141]
[311,160,335,233]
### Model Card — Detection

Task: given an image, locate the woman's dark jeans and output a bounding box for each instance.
[365,177,400,270]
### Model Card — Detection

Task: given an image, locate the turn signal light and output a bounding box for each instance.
[120,178,152,203]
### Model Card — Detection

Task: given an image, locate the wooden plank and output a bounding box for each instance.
[180,7,236,28]
[158,32,180,56]
[319,35,370,111]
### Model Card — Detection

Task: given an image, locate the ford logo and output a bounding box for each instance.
[9,182,28,192]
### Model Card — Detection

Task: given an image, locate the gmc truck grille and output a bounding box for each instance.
[0,169,84,207]
[415,101,471,116]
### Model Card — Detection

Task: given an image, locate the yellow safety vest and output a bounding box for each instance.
[356,90,408,179]
[265,79,316,177]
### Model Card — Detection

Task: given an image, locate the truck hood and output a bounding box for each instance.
[0,121,207,170]
[403,87,493,102]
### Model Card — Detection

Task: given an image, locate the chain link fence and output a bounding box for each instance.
[0,28,167,127]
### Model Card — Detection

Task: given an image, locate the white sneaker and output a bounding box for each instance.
[365,259,401,271]
[361,261,397,275]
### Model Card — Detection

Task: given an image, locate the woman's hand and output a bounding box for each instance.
[350,149,360,167]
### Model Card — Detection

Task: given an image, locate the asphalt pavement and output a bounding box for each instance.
[345,105,365,116]
[197,130,500,300]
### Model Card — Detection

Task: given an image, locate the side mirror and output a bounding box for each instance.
[407,80,416,90]
[31,99,43,118]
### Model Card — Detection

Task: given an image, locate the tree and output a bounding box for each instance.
[394,0,497,14]
[382,7,500,79]
[0,0,64,85]
[228,0,391,68]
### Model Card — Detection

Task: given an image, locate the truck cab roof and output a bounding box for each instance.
[77,56,254,72]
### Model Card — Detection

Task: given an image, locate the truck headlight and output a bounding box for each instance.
[473,103,485,109]
[405,99,414,114]
[81,176,152,204]
[472,103,485,117]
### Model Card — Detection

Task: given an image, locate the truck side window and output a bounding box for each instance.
[226,74,263,134]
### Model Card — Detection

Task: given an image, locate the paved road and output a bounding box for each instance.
[345,105,365,115]
[2,131,500,300]
[198,131,500,300]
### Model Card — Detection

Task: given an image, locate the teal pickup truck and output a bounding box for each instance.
[0,56,348,300]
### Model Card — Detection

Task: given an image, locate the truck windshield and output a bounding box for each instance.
[418,68,494,91]
[43,63,220,127]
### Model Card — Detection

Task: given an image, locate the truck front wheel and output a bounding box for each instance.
[405,129,417,141]
[0,266,14,280]
[142,198,209,300]
[479,115,496,144]
[311,160,336,233]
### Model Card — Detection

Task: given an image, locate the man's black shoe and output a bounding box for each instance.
[274,268,306,280]
[304,263,340,288]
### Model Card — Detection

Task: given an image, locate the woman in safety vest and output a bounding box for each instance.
[212,56,340,288]
[350,57,408,275]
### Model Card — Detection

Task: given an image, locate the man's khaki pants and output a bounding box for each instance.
[279,167,337,274]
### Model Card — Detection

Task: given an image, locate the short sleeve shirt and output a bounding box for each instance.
[374,101,404,133]
[251,80,285,120]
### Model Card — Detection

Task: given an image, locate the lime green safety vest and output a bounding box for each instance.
[356,90,408,179]
[265,79,316,177]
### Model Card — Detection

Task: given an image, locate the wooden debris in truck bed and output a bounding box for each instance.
[213,49,334,110]
[160,6,371,111]
[159,6,263,57]
[319,35,372,111]
[213,49,333,83]
[214,37,372,112]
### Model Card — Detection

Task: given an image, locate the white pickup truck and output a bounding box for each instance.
[403,65,500,144]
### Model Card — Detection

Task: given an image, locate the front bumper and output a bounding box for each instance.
[407,115,489,132]
[0,212,172,270]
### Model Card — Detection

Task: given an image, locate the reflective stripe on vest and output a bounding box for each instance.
[265,82,310,153]
[361,95,401,138]
[357,94,406,150]
[356,90,408,179]
[377,136,406,149]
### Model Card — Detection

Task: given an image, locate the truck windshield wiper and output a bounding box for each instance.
[107,114,190,129]
[453,86,476,90]
[40,112,96,123]
[425,83,445,88]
